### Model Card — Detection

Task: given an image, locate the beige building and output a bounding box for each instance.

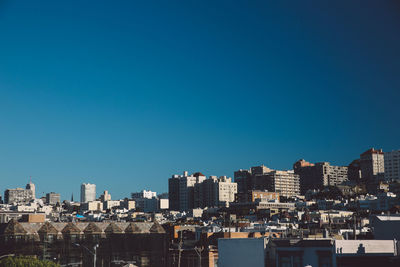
[195,176,237,208]
[267,170,300,198]
[121,199,135,210]
[4,188,34,204]
[81,200,103,211]
[158,198,169,210]
[294,160,348,193]
[168,171,206,211]
[360,148,385,183]
[217,176,237,206]
[235,165,300,198]
[253,170,300,198]
[103,200,120,210]
[100,190,111,202]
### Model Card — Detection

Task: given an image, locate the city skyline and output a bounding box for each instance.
[1,146,399,202]
[1,1,400,200]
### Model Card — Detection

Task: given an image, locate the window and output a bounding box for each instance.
[278,252,303,267]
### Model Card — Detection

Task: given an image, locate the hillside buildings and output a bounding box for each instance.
[26,181,35,199]
[131,190,169,212]
[45,192,60,205]
[169,171,206,211]
[4,182,36,204]
[360,148,385,183]
[293,160,348,194]
[194,176,237,208]
[236,190,280,203]
[235,165,300,198]
[131,190,157,199]
[80,183,96,203]
[4,188,33,204]
[255,170,300,198]
[169,171,237,211]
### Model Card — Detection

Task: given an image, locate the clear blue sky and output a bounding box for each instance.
[0,1,399,200]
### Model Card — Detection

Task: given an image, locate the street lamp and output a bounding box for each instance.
[73,243,98,267]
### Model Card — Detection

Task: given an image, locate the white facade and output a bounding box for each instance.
[199,176,237,208]
[335,240,397,255]
[80,183,96,203]
[159,198,169,210]
[26,182,36,199]
[269,170,300,198]
[178,174,206,211]
[131,190,157,199]
[217,176,237,206]
[384,150,400,181]
[81,200,102,211]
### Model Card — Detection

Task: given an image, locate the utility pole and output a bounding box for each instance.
[177,232,183,267]
[194,246,204,267]
[353,213,357,240]
[93,244,98,267]
[74,243,98,267]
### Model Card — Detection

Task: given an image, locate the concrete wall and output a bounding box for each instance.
[371,215,400,240]
[218,238,267,267]
[335,240,397,255]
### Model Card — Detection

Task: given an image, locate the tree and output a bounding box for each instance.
[0,256,59,267]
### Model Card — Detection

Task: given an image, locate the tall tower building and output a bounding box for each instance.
[168,171,206,211]
[195,176,237,208]
[384,150,400,181]
[80,183,96,203]
[360,148,385,183]
[26,181,36,200]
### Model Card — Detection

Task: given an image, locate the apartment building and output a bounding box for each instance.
[131,190,157,199]
[254,170,300,198]
[360,148,385,183]
[168,171,206,211]
[195,176,237,208]
[169,171,237,211]
[293,159,348,194]
[235,165,300,198]
[46,192,60,205]
[80,183,96,203]
[384,150,400,181]
[4,188,34,204]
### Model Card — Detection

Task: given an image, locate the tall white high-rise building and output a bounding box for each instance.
[385,150,400,181]
[26,181,36,199]
[81,183,96,203]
